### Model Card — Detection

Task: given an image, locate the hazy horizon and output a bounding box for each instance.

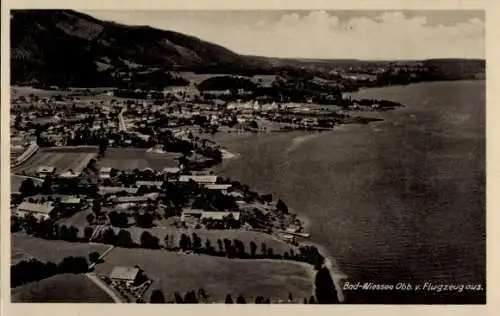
[82,10,485,60]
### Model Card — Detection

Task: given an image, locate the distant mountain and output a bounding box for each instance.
[10,10,485,88]
[252,56,485,78]
[10,10,269,87]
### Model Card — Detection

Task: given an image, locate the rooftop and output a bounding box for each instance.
[179,175,218,184]
[109,266,140,281]
[17,202,55,214]
[204,184,232,190]
[37,166,55,173]
[201,211,241,221]
[162,167,181,174]
[135,181,163,188]
[98,186,139,195]
[61,197,82,204]
[58,171,82,178]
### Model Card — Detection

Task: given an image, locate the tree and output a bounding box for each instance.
[197,288,208,303]
[150,289,166,303]
[11,216,22,233]
[19,178,36,197]
[109,211,129,228]
[179,233,192,251]
[174,292,184,304]
[223,238,233,258]
[135,212,154,228]
[236,294,246,304]
[92,199,101,215]
[314,267,339,304]
[267,248,274,258]
[40,176,54,194]
[83,226,94,241]
[303,298,308,304]
[204,239,212,254]
[101,228,117,245]
[225,294,234,304]
[276,199,289,214]
[89,251,100,264]
[34,218,55,239]
[98,136,109,158]
[22,213,39,235]
[184,290,198,303]
[164,234,171,250]
[217,239,224,253]
[260,242,267,256]
[86,213,95,225]
[67,225,79,241]
[58,256,89,274]
[117,229,134,248]
[140,231,160,249]
[250,241,257,258]
[288,292,293,303]
[192,233,202,253]
[308,296,316,304]
[255,296,264,304]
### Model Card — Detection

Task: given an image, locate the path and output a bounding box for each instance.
[118,108,127,132]
[88,244,114,270]
[12,174,44,182]
[85,273,123,303]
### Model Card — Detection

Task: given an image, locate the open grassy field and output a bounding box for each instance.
[177,72,225,85]
[97,148,181,170]
[11,234,110,265]
[56,208,93,237]
[11,86,75,98]
[11,274,114,303]
[94,246,313,303]
[12,149,97,174]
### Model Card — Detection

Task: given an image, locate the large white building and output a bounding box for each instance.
[179,175,218,185]
[17,202,55,220]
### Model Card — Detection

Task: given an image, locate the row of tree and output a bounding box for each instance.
[149,288,321,304]
[11,256,89,288]
[17,213,322,267]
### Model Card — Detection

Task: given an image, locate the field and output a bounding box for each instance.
[97,148,181,170]
[11,234,110,265]
[11,148,97,175]
[56,209,93,236]
[11,86,76,98]
[11,146,178,179]
[11,274,114,303]
[94,246,313,303]
[177,72,225,85]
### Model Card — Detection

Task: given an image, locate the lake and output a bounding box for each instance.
[212,80,485,302]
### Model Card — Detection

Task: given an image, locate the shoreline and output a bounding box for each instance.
[293,214,347,303]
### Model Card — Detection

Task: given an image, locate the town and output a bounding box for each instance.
[12,73,380,303]
[8,8,487,306]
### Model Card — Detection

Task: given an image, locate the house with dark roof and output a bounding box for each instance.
[109,266,144,286]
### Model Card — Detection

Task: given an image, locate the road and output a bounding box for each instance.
[85,273,123,303]
[118,108,127,132]
[88,244,114,270]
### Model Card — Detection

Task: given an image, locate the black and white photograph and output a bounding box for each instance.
[4,5,488,306]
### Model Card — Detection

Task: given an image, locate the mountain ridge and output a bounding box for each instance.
[10,9,485,87]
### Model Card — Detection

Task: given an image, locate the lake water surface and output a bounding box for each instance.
[213,81,485,290]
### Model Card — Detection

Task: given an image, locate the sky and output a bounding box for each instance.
[82,10,485,60]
